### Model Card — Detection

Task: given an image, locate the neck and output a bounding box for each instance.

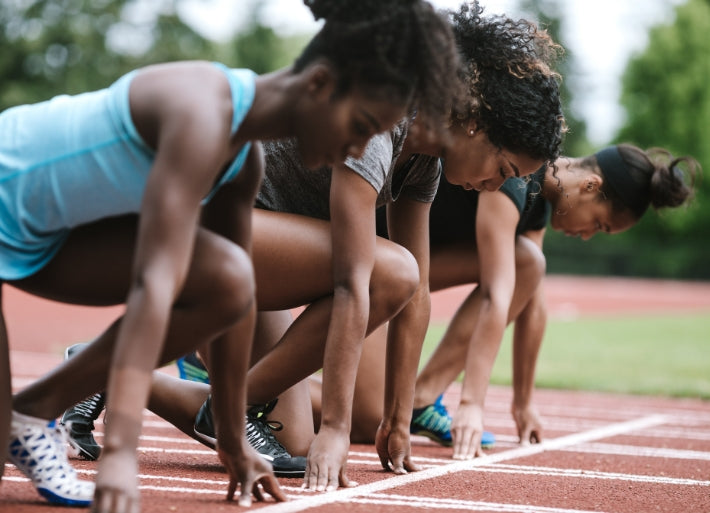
[238,67,299,143]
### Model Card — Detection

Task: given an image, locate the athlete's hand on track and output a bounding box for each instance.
[451,403,485,460]
[303,427,357,491]
[375,422,421,474]
[218,444,287,506]
[92,446,140,513]
[512,402,543,445]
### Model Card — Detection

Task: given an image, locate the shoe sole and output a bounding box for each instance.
[273,469,305,478]
[38,487,92,507]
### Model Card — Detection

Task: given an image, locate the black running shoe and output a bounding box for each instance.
[194,395,306,477]
[60,343,105,461]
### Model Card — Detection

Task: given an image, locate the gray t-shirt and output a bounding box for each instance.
[257,120,441,220]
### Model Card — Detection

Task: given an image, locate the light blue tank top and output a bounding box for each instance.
[0,63,256,280]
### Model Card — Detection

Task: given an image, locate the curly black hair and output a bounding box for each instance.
[297,0,463,137]
[449,1,566,164]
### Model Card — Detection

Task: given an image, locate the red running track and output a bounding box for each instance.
[3,276,710,512]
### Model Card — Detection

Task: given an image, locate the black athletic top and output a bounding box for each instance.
[376,164,549,246]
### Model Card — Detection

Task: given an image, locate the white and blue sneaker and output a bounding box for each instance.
[8,410,94,507]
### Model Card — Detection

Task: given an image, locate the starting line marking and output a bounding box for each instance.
[255,414,669,513]
[347,493,606,513]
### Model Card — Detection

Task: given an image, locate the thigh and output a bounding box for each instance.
[10,215,138,305]
[11,214,248,308]
[253,209,406,311]
[429,242,481,291]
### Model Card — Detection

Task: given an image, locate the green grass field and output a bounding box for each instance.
[423,312,710,400]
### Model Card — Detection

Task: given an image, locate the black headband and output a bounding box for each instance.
[595,146,650,218]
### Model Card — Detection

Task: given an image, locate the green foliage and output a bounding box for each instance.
[617,0,710,238]
[0,0,222,109]
[543,0,710,279]
[0,0,310,111]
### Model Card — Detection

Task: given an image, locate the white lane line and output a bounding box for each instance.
[346,494,606,513]
[561,442,710,461]
[475,463,710,486]
[254,414,669,513]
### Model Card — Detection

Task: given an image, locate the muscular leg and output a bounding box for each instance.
[252,311,314,456]
[11,214,254,420]
[148,372,210,442]
[414,243,482,408]
[349,323,387,443]
[414,238,545,408]
[247,209,418,406]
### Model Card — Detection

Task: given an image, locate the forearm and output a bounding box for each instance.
[103,287,173,451]
[320,285,369,433]
[459,297,508,407]
[512,284,547,408]
[207,302,256,449]
[383,285,431,428]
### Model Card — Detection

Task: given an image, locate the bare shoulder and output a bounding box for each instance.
[129,61,233,148]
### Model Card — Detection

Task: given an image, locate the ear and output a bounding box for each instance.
[304,62,337,99]
[581,174,603,194]
[466,119,478,136]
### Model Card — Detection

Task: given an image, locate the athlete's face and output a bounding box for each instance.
[442,126,543,191]
[294,68,406,169]
[550,183,637,240]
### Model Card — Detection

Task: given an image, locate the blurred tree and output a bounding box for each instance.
[543,0,710,279]
[616,0,709,240]
[518,0,592,157]
[0,0,219,111]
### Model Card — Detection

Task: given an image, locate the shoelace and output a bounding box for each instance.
[11,421,78,481]
[246,402,289,458]
[70,393,104,420]
[418,401,451,433]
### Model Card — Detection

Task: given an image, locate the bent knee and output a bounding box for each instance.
[372,242,419,312]
[213,245,255,315]
[515,237,546,281]
[191,240,256,324]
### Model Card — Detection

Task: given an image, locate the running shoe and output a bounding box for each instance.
[194,395,306,477]
[8,410,95,507]
[176,351,210,384]
[410,394,496,449]
[61,343,105,461]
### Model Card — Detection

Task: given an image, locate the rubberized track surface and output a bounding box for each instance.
[3,275,710,512]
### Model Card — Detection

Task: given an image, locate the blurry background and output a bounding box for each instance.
[1,0,708,280]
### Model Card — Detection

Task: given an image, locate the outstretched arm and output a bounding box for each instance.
[201,143,286,505]
[511,230,547,445]
[304,163,378,491]
[451,191,519,460]
[95,64,261,510]
[376,196,431,474]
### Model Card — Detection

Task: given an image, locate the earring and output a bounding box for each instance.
[469,129,475,136]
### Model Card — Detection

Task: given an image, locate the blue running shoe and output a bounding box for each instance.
[410,394,496,449]
[176,352,210,384]
[9,411,95,507]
